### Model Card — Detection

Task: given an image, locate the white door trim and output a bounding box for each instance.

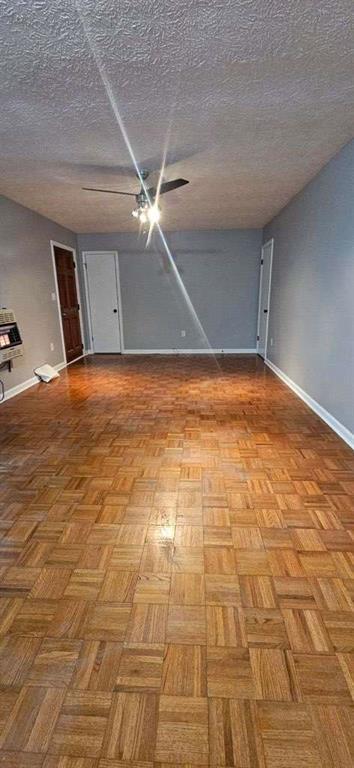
[256,238,274,359]
[82,251,124,353]
[50,240,86,363]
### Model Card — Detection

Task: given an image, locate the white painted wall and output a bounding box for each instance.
[0,195,78,394]
[264,139,354,439]
[78,229,262,351]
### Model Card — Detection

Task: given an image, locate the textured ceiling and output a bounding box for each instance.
[1,0,354,232]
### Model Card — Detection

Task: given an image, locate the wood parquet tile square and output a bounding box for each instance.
[72,640,122,691]
[311,577,352,610]
[82,603,131,642]
[235,550,271,575]
[240,576,278,609]
[322,611,354,651]
[290,652,352,703]
[281,608,333,653]
[98,571,138,603]
[206,606,246,647]
[103,691,158,761]
[49,690,111,758]
[155,695,208,764]
[174,525,203,546]
[256,701,322,768]
[273,576,317,609]
[310,703,354,767]
[9,599,58,637]
[0,635,41,686]
[172,546,204,573]
[110,546,143,571]
[243,608,289,649]
[209,698,263,767]
[64,570,104,601]
[1,354,353,766]
[31,568,72,600]
[207,646,256,698]
[167,605,206,645]
[133,573,171,604]
[126,604,167,644]
[139,544,173,574]
[205,574,241,606]
[161,643,206,696]
[26,638,82,687]
[0,686,65,753]
[145,525,175,544]
[48,600,89,640]
[0,566,41,597]
[116,644,164,692]
[204,546,236,574]
[203,526,232,546]
[250,648,293,701]
[170,573,205,605]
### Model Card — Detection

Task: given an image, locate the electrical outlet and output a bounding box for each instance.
[181,330,186,337]
[50,342,55,351]
[51,292,56,301]
[270,337,274,346]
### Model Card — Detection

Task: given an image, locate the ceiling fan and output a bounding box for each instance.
[82,169,189,225]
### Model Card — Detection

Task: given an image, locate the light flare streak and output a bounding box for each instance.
[74,0,219,362]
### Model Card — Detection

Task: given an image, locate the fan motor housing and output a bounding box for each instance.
[137,192,149,206]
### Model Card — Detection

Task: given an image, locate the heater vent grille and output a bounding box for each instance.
[0,309,15,325]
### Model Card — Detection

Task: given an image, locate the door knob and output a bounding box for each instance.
[263,309,268,314]
[113,309,118,313]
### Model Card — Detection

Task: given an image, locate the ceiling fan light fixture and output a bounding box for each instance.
[147,204,161,224]
[139,210,148,224]
[132,202,161,226]
[83,171,189,229]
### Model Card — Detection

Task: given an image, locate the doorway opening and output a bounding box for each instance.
[257,238,274,359]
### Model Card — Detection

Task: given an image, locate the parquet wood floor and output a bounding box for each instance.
[0,353,353,768]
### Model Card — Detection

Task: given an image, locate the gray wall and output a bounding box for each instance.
[264,139,354,434]
[0,195,78,393]
[78,229,262,350]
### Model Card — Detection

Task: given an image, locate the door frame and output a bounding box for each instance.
[50,240,86,364]
[256,238,274,360]
[82,250,124,353]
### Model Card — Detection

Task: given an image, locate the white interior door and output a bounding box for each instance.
[257,239,274,359]
[84,251,122,353]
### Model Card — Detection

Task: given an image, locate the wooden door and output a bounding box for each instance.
[54,246,83,363]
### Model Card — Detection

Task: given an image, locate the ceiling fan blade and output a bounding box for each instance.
[145,186,157,199]
[158,178,189,195]
[82,187,136,196]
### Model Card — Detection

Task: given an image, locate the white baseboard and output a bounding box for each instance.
[265,358,354,451]
[0,352,90,404]
[58,352,88,370]
[0,374,39,403]
[123,348,257,355]
[55,360,68,373]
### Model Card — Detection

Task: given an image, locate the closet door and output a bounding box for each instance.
[84,251,122,353]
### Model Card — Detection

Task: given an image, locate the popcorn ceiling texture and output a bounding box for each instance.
[1,0,354,232]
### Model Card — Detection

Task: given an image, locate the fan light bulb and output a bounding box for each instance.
[147,204,161,224]
[132,202,161,227]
